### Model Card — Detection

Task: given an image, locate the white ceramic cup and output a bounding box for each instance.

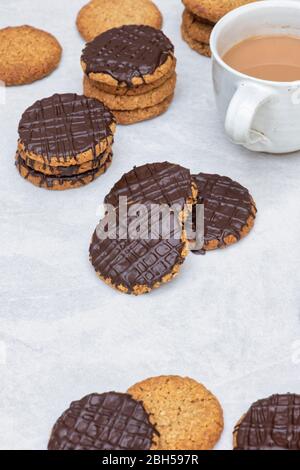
[210,0,300,153]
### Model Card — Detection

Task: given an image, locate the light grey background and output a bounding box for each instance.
[0,0,300,450]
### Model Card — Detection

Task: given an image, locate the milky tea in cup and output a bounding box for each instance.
[222,35,300,82]
[210,0,300,153]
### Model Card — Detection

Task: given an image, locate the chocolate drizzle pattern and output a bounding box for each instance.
[234,394,300,450]
[18,93,114,162]
[89,204,186,293]
[81,25,174,86]
[48,392,157,450]
[16,151,112,189]
[192,173,256,252]
[105,162,193,210]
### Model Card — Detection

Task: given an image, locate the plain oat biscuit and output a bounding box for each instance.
[182,9,213,44]
[111,95,174,125]
[83,73,177,111]
[0,25,62,86]
[128,375,224,450]
[182,0,256,24]
[76,0,162,42]
[181,24,212,57]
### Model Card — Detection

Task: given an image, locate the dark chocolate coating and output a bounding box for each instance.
[105,162,193,210]
[90,204,186,293]
[234,394,300,450]
[16,151,112,189]
[48,392,157,450]
[192,173,256,252]
[18,93,114,161]
[81,25,174,86]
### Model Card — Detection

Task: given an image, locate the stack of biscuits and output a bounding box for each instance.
[89,161,257,295]
[181,0,256,57]
[16,93,116,190]
[81,24,177,125]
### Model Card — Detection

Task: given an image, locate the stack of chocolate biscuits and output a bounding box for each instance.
[181,0,255,57]
[89,161,257,295]
[16,93,116,190]
[81,25,177,124]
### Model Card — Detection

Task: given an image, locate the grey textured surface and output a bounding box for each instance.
[0,0,300,450]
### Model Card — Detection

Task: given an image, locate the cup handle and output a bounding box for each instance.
[225,81,276,146]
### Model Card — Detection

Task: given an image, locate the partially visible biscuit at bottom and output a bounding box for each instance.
[232,394,300,450]
[112,94,174,125]
[181,24,211,57]
[16,152,112,190]
[128,375,224,450]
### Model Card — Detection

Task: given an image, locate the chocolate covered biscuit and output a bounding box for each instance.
[192,173,256,252]
[81,25,175,88]
[105,162,197,212]
[234,394,300,450]
[18,93,115,166]
[89,203,189,295]
[48,392,157,450]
